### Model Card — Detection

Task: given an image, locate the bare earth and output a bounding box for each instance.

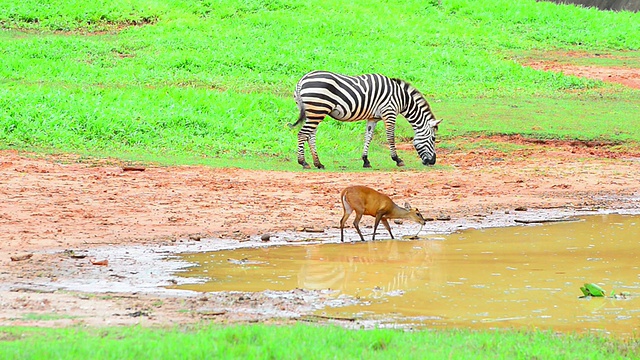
[1,62,639,328]
[525,52,640,90]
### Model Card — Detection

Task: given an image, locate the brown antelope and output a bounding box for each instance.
[339,185,426,242]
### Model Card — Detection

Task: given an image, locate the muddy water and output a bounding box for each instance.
[173,214,640,336]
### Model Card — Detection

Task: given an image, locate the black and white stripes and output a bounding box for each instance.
[291,71,441,169]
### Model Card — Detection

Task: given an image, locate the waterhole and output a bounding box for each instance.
[172,214,639,336]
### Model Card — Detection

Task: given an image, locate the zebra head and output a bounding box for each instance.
[414,119,442,166]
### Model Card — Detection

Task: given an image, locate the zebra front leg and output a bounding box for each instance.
[361,120,377,168]
[308,130,325,169]
[391,153,405,167]
[384,116,405,167]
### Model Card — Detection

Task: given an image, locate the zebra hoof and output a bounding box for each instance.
[315,164,325,169]
[396,161,405,167]
[362,156,371,168]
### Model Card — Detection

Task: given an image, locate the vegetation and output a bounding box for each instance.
[1,0,639,169]
[1,324,638,359]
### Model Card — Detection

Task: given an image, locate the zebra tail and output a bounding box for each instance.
[288,107,305,128]
[289,90,306,128]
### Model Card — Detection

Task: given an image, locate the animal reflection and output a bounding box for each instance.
[297,240,443,297]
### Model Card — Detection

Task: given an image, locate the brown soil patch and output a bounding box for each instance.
[1,135,639,327]
[524,52,640,89]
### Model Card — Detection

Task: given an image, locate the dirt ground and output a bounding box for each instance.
[525,51,640,90]
[1,60,639,328]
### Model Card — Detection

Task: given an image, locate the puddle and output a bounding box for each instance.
[171,214,640,336]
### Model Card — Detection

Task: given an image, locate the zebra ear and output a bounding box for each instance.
[428,119,442,128]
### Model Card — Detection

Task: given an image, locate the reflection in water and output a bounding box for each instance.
[172,214,640,336]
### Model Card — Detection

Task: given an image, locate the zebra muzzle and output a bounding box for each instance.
[422,154,436,166]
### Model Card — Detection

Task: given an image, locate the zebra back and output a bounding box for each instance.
[295,71,403,122]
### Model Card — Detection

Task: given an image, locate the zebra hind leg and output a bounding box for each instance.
[308,130,325,169]
[297,131,311,169]
[298,158,311,169]
[361,120,377,168]
[297,110,326,169]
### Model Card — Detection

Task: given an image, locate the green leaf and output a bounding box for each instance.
[580,286,589,296]
[582,283,606,297]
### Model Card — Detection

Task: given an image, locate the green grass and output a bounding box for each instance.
[17,313,77,321]
[1,324,638,359]
[0,0,639,170]
[437,97,640,141]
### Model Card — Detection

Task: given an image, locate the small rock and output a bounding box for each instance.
[127,311,149,317]
[514,206,527,211]
[10,253,33,262]
[189,234,203,241]
[261,233,271,242]
[122,166,146,172]
[436,214,451,221]
[198,310,226,317]
[89,258,109,266]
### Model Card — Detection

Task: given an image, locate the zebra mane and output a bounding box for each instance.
[391,77,430,110]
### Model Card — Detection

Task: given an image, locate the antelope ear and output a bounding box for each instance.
[404,202,412,210]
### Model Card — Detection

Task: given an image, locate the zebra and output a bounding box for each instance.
[290,70,442,169]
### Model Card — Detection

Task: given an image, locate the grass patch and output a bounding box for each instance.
[18,313,77,321]
[0,0,639,169]
[0,0,163,32]
[0,324,638,359]
[2,90,636,170]
[436,97,640,142]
